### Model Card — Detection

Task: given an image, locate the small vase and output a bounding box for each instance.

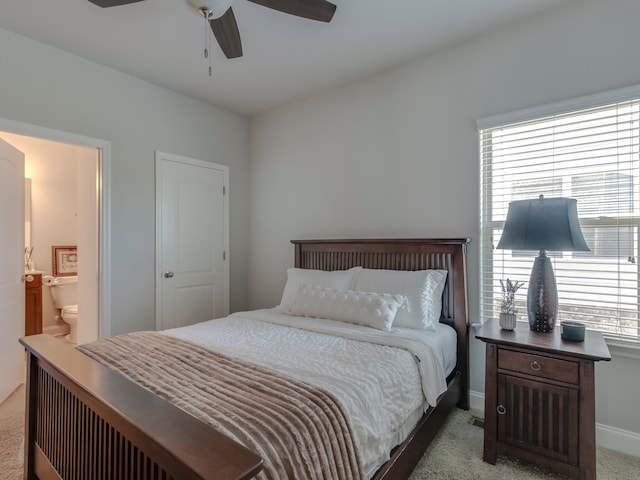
[499,312,517,330]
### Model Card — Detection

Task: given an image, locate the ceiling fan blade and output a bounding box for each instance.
[88,0,144,7]
[210,7,243,59]
[247,0,336,22]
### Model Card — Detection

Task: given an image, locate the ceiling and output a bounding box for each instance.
[1,0,569,116]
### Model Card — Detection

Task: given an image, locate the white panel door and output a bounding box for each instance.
[0,138,25,403]
[156,152,228,330]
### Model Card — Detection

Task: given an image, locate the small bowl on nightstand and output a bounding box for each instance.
[560,321,585,342]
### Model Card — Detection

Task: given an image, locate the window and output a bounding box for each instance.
[479,95,640,342]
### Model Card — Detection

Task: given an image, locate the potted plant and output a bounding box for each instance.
[499,278,524,330]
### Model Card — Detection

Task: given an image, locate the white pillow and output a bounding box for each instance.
[290,284,406,331]
[277,267,361,313]
[353,268,448,329]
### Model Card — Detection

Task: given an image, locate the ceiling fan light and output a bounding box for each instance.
[185,0,235,19]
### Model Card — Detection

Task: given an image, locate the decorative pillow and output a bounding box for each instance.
[277,267,361,313]
[353,268,448,329]
[290,284,406,331]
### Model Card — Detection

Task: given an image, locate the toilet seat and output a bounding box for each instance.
[62,304,78,316]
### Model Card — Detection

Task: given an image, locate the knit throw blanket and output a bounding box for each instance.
[79,331,364,480]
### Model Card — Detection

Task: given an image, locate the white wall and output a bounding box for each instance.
[248,0,640,445]
[0,27,250,335]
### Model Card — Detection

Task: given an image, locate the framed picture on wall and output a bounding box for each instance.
[52,245,78,277]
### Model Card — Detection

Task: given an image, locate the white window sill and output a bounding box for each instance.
[604,337,640,360]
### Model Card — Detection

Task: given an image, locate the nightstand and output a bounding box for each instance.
[476,319,611,480]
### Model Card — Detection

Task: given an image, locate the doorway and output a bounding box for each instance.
[0,116,111,346]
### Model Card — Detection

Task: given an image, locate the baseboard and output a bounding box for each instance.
[596,422,640,457]
[468,390,640,456]
[469,389,484,413]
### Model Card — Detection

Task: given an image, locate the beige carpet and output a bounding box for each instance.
[1,403,639,479]
[0,413,23,480]
[409,408,640,480]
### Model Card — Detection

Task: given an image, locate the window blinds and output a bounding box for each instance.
[480,99,640,342]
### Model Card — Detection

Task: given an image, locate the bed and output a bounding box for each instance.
[20,237,470,480]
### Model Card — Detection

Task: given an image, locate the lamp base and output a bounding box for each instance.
[527,250,558,332]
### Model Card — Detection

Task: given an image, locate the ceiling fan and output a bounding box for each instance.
[88,0,337,59]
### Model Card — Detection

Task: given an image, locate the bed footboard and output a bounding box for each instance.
[20,334,263,480]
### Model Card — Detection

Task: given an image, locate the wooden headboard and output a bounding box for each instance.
[292,238,470,409]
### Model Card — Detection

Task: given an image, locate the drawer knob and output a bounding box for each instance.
[530,360,541,371]
[497,405,507,415]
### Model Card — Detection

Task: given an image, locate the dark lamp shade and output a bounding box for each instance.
[497,197,590,252]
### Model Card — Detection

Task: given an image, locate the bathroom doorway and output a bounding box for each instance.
[0,117,111,352]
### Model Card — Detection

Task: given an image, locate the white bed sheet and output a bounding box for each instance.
[163,308,457,478]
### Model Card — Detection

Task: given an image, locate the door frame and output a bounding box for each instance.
[154,151,230,331]
[0,117,112,339]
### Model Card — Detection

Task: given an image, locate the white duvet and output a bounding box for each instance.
[163,308,456,478]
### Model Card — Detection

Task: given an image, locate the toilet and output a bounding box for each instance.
[44,275,79,343]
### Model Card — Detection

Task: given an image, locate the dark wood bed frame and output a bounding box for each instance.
[20,238,469,480]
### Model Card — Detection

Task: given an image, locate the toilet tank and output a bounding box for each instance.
[48,276,78,309]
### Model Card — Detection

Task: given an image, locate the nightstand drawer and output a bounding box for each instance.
[498,349,579,384]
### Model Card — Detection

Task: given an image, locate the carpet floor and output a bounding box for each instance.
[1,406,638,479]
[0,413,23,480]
[409,408,640,480]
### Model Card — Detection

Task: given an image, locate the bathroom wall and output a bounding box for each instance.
[0,131,82,334]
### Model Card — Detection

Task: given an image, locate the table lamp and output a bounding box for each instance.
[496,195,589,332]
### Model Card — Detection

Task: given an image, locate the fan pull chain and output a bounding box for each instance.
[204,19,208,59]
[208,22,213,76]
[203,15,212,77]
